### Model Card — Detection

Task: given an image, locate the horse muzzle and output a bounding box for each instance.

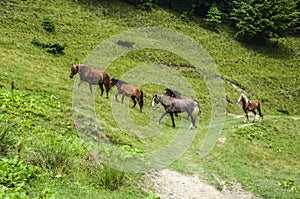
[152,100,157,107]
[69,75,74,79]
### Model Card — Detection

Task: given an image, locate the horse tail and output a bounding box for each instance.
[140,90,144,108]
[257,102,263,120]
[191,105,200,124]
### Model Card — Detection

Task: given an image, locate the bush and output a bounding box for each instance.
[42,17,55,33]
[31,38,66,54]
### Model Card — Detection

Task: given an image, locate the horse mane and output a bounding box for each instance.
[111,78,128,85]
[240,94,250,103]
[165,88,183,98]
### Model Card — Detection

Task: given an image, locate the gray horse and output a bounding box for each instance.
[152,94,200,129]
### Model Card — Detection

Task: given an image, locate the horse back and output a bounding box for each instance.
[118,84,138,96]
[79,66,108,85]
[248,99,260,110]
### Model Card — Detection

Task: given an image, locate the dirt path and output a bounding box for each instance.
[145,114,300,199]
[147,169,260,199]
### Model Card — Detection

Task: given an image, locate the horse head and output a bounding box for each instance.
[110,78,119,86]
[152,94,161,107]
[69,64,80,78]
[237,94,248,103]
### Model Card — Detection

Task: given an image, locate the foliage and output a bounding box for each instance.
[277,180,298,193]
[125,0,156,11]
[0,124,16,156]
[0,156,41,199]
[25,131,85,175]
[83,152,126,190]
[42,17,55,33]
[0,88,72,135]
[205,5,222,30]
[230,0,300,43]
[31,38,66,54]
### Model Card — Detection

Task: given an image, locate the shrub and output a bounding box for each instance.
[31,38,66,54]
[42,17,55,33]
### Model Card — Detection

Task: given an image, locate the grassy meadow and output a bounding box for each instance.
[0,0,299,198]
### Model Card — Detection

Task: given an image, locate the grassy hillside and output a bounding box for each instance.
[0,0,299,198]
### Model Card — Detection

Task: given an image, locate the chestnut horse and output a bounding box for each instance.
[69,64,111,98]
[237,93,263,123]
[110,78,144,113]
[152,94,200,129]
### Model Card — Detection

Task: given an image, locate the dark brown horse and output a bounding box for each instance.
[164,88,190,99]
[237,93,263,123]
[110,78,144,113]
[163,88,199,119]
[69,64,111,98]
[152,94,200,129]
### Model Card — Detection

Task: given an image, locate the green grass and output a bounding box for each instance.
[0,0,299,198]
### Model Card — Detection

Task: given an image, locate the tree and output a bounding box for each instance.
[230,0,300,43]
[205,5,222,30]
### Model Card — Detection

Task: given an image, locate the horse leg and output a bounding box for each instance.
[158,111,168,124]
[121,95,125,103]
[252,110,257,122]
[244,110,249,123]
[104,83,110,98]
[187,113,191,120]
[131,96,137,108]
[257,106,263,122]
[99,83,104,96]
[77,80,83,90]
[89,83,93,94]
[115,93,119,102]
[188,112,194,130]
[138,97,143,113]
[169,113,176,128]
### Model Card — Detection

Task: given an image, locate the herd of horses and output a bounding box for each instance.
[70,64,263,129]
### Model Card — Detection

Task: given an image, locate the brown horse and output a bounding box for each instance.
[69,64,111,98]
[110,78,144,113]
[237,93,263,123]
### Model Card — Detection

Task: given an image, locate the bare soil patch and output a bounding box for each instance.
[146,169,260,199]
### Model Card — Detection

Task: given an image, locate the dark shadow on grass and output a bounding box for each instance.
[239,40,296,59]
